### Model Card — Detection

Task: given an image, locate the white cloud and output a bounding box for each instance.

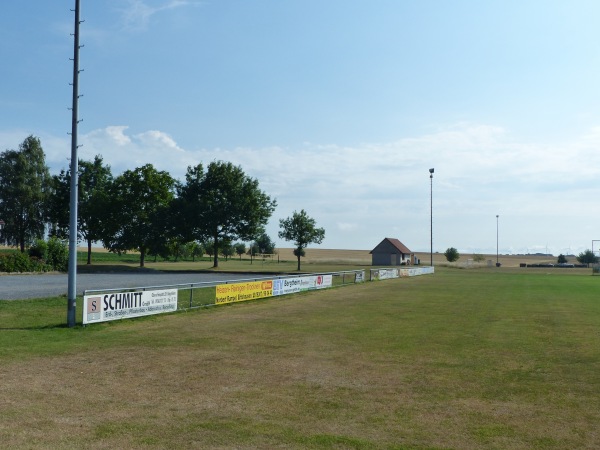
[119,0,202,31]
[5,122,600,254]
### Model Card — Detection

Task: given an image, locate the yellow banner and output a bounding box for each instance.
[215,280,273,305]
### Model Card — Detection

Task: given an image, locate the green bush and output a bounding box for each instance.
[47,237,69,272]
[0,252,48,273]
[28,239,48,260]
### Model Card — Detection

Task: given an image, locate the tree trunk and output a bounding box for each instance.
[212,236,219,268]
[140,247,145,267]
[297,254,301,271]
[87,239,92,264]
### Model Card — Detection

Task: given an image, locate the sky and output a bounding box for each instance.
[2,0,600,256]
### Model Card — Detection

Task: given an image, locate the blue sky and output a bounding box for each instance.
[2,0,600,256]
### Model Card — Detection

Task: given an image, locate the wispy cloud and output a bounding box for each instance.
[5,121,600,254]
[119,0,202,31]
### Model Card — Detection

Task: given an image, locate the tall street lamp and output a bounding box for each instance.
[496,214,500,267]
[429,168,434,266]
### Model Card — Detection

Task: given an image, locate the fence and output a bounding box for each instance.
[83,267,434,325]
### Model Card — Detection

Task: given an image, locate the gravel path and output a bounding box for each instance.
[0,272,272,300]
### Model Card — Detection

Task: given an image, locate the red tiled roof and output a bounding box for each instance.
[370,237,413,254]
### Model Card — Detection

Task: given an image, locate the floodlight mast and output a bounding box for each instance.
[67,0,82,328]
[429,168,434,266]
[496,215,500,267]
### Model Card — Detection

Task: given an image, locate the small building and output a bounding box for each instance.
[370,238,414,266]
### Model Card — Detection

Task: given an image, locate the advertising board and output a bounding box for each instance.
[215,280,273,305]
[374,268,399,280]
[83,289,178,324]
[272,274,333,296]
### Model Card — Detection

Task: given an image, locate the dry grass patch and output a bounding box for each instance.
[2,271,600,448]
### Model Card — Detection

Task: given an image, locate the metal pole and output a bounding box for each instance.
[429,168,434,266]
[496,215,499,266]
[67,0,81,328]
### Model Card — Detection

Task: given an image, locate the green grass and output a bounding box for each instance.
[1,268,600,448]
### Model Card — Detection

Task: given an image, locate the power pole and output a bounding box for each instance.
[67,0,83,327]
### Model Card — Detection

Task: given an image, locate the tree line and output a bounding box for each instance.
[0,136,325,269]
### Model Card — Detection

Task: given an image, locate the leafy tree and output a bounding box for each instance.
[186,241,204,261]
[157,237,189,262]
[48,155,113,264]
[100,164,176,267]
[444,247,460,262]
[0,136,51,252]
[278,209,325,271]
[254,232,276,254]
[247,242,259,263]
[176,161,276,268]
[557,254,568,264]
[204,241,214,257]
[577,249,599,268]
[234,242,246,260]
[221,240,235,261]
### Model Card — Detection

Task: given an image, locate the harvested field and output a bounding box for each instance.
[275,248,566,268]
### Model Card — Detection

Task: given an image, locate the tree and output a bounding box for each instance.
[577,249,598,268]
[247,242,259,263]
[48,155,113,264]
[176,161,276,268]
[278,209,325,271]
[100,164,176,267]
[234,242,246,260]
[444,247,460,262]
[221,240,234,261]
[0,136,51,252]
[254,232,276,254]
[186,241,204,262]
[204,241,214,258]
[557,254,568,264]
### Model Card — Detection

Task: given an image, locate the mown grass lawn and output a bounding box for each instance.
[1,267,599,449]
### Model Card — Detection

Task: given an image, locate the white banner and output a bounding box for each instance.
[399,267,435,277]
[83,289,178,324]
[272,274,333,296]
[374,268,400,280]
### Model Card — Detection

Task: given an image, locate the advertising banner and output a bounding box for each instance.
[83,289,178,324]
[399,267,435,277]
[215,280,273,305]
[374,268,399,280]
[272,274,333,296]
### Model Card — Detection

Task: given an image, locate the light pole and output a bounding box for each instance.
[67,0,82,328]
[496,214,499,267]
[429,168,434,266]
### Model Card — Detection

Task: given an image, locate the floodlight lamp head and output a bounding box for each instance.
[429,168,434,174]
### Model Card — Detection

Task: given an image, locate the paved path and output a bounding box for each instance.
[0,272,271,300]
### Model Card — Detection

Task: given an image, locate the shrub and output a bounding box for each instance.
[0,252,48,273]
[47,237,69,272]
[28,239,48,260]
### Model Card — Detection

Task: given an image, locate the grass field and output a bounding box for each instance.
[1,266,600,449]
